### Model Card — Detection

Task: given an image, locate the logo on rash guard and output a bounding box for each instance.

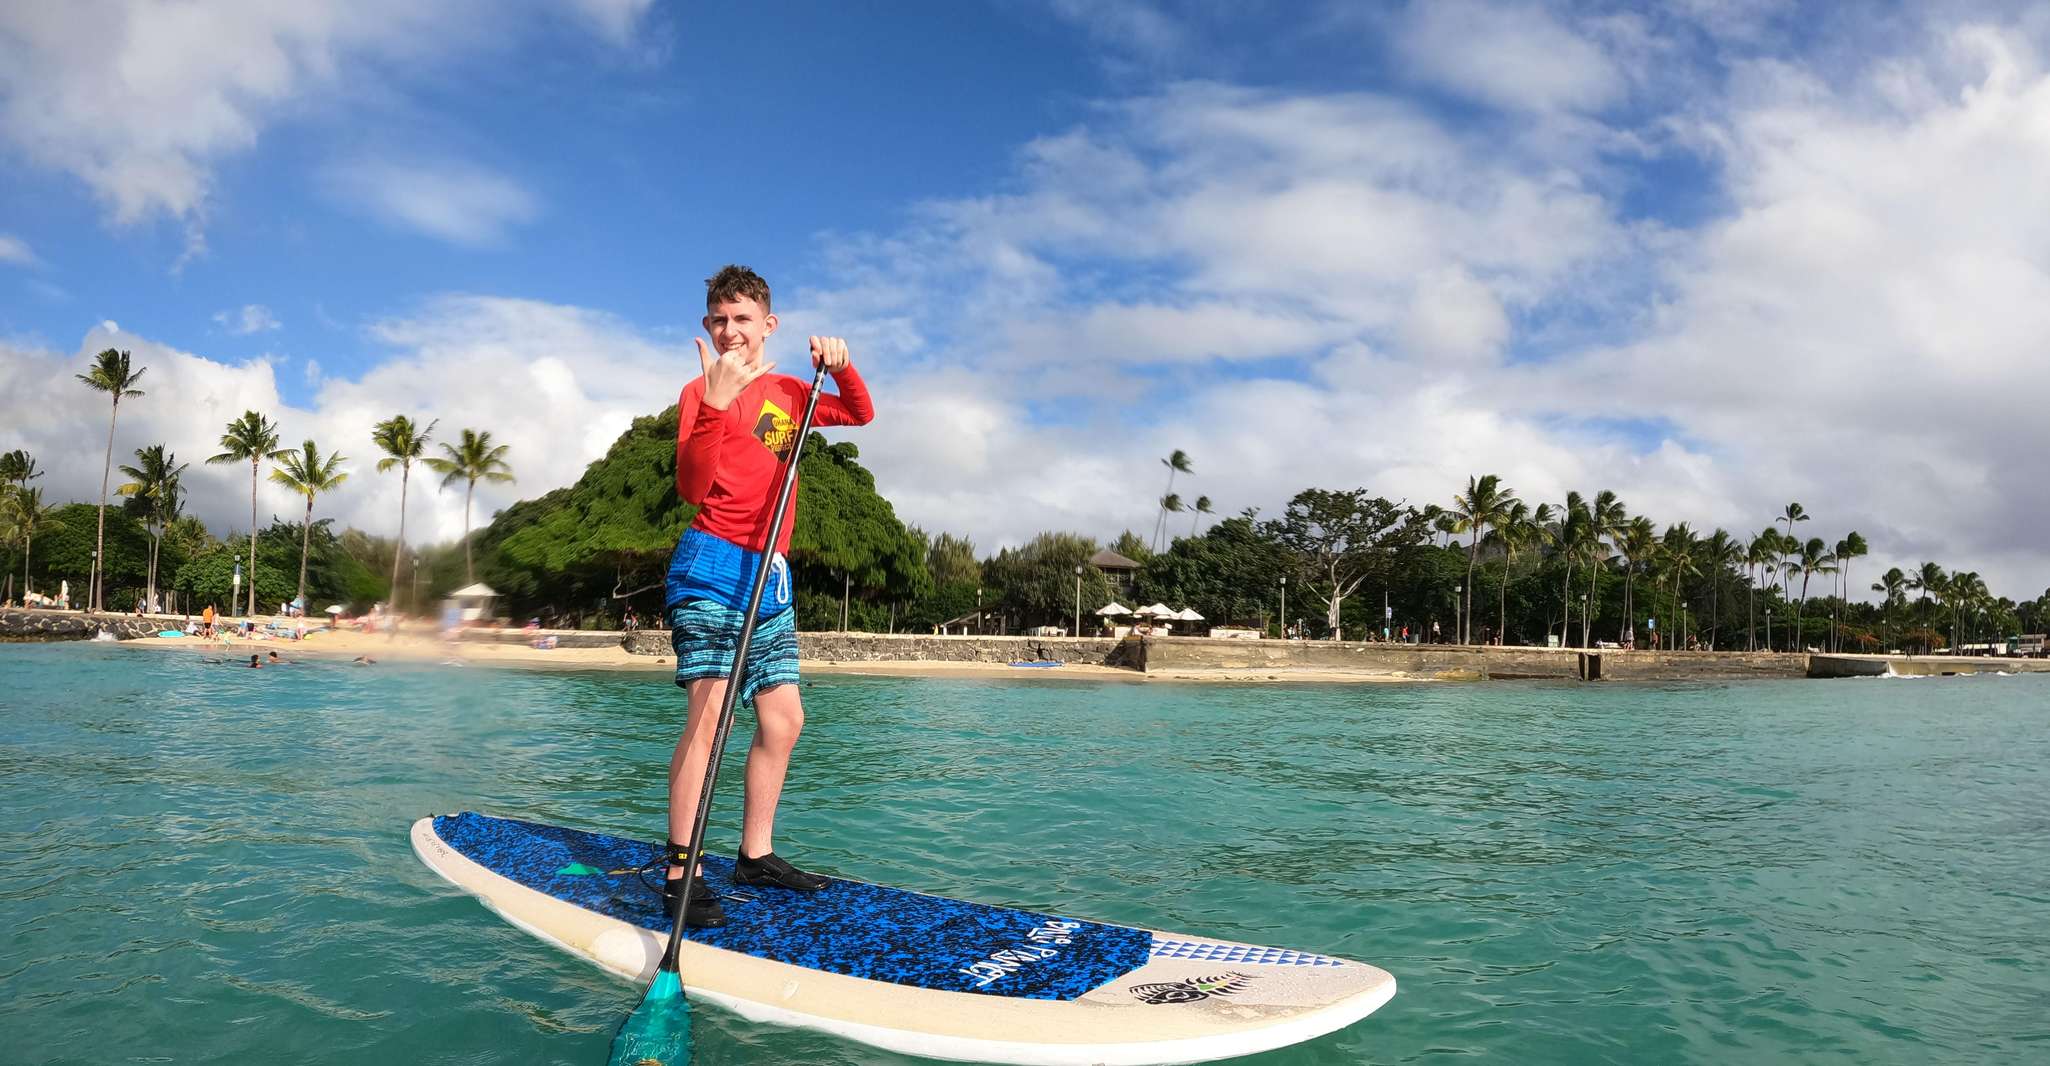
[752,398,795,459]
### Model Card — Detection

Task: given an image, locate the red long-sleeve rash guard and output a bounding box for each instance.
[674,365,874,554]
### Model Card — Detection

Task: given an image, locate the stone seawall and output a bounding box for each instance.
[1809,653,2050,678]
[622,629,1142,667]
[1133,637,1808,680]
[0,608,164,642]
[454,627,636,650]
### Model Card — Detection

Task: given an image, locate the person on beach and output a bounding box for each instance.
[658,264,874,927]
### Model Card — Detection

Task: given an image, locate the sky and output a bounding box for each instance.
[2,0,2047,602]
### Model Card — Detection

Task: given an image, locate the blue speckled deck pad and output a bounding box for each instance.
[432,812,1154,1000]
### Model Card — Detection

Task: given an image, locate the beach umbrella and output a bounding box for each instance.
[1177,607,1205,621]
[1140,602,1174,617]
[324,605,345,615]
[1096,602,1132,616]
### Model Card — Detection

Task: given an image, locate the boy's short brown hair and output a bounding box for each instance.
[706,264,771,313]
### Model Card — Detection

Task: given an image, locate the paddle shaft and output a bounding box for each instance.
[658,362,829,972]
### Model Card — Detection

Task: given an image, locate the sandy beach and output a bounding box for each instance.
[117,627,1425,683]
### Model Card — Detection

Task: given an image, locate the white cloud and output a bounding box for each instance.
[323,158,540,245]
[1395,0,1626,113]
[0,233,37,266]
[777,32,2050,598]
[563,0,656,47]
[0,1,648,237]
[213,304,281,335]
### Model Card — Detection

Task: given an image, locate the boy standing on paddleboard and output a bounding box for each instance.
[661,265,873,926]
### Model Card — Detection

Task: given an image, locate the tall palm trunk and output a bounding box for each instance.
[1464,532,1481,644]
[1746,569,1756,651]
[1583,564,1598,648]
[389,464,410,611]
[247,459,261,617]
[1796,571,1811,652]
[462,478,476,583]
[1560,561,1574,646]
[1497,549,1512,646]
[22,526,32,600]
[94,396,121,611]
[1706,570,1718,649]
[296,495,313,609]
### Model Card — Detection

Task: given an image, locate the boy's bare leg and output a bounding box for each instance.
[666,676,727,880]
[740,683,805,859]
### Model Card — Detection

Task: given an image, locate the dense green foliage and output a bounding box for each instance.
[480,410,928,629]
[170,520,383,615]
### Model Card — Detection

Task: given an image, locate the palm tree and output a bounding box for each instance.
[1744,530,1777,650]
[1831,532,1867,652]
[115,444,189,613]
[1550,493,1588,645]
[1157,492,1185,547]
[1582,490,1626,648]
[1187,495,1213,538]
[1778,503,1809,600]
[1451,475,1518,643]
[0,450,41,601]
[3,486,59,602]
[1788,537,1836,652]
[269,440,350,611]
[1909,561,1946,647]
[1488,500,1549,645]
[1872,567,1908,651]
[1658,524,1699,647]
[206,412,291,617]
[0,449,41,492]
[1617,516,1656,645]
[1698,529,1737,650]
[1949,570,1987,650]
[1152,450,1192,552]
[372,414,438,612]
[424,429,515,584]
[77,348,146,610]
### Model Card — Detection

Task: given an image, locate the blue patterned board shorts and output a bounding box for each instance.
[668,598,799,705]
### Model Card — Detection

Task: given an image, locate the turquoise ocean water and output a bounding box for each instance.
[2,642,2045,1064]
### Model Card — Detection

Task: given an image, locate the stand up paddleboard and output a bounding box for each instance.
[413,812,1394,1065]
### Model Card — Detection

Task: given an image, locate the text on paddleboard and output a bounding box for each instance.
[958,920,1082,987]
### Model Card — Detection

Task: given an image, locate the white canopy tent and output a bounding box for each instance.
[1096,602,1132,616]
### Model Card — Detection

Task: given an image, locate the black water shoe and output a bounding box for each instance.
[661,873,727,928]
[734,851,828,892]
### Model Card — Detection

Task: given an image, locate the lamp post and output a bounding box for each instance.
[1279,576,1287,639]
[976,586,983,635]
[232,560,242,619]
[1454,584,1462,645]
[1073,565,1083,637]
[1582,593,1590,649]
[410,556,421,613]
[1765,607,1773,651]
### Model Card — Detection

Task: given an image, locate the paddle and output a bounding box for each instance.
[607,360,829,1066]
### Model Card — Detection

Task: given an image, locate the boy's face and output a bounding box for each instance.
[703,296,777,365]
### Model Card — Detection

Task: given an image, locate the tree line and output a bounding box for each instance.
[0,348,515,617]
[6,373,2045,650]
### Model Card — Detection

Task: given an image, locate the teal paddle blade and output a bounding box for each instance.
[556,862,605,876]
[607,970,691,1066]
